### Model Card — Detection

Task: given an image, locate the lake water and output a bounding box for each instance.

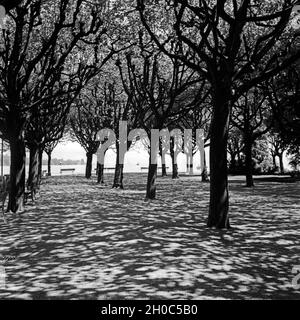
[1,150,205,177]
[1,159,203,177]
[1,164,141,177]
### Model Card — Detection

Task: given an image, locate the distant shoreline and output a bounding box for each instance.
[1,164,201,177]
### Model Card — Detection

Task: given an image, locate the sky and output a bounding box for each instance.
[52,141,87,161]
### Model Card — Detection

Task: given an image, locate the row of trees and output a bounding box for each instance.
[0,0,299,229]
[0,0,121,211]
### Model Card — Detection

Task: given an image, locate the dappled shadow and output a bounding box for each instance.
[0,174,299,299]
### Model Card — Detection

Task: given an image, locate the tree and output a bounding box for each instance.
[0,0,23,11]
[25,65,76,188]
[87,64,141,189]
[252,135,274,173]
[26,100,69,188]
[69,83,113,179]
[44,140,60,176]
[179,97,211,180]
[267,131,288,173]
[231,86,272,186]
[267,63,300,168]
[107,81,139,189]
[0,0,106,212]
[137,0,300,228]
[288,145,300,171]
[228,127,244,174]
[118,41,204,199]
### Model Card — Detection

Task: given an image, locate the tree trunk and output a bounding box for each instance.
[170,137,179,179]
[97,163,104,184]
[229,154,237,171]
[145,129,160,200]
[113,139,131,188]
[161,163,167,177]
[113,163,124,188]
[237,152,242,167]
[38,149,43,182]
[112,143,125,189]
[8,133,26,213]
[28,145,39,189]
[96,147,108,184]
[85,152,93,179]
[189,163,194,175]
[172,162,179,179]
[244,133,254,187]
[207,85,231,229]
[159,141,167,177]
[161,153,167,177]
[272,154,278,173]
[146,162,157,200]
[47,151,52,176]
[279,153,284,174]
[186,155,194,175]
[201,149,209,182]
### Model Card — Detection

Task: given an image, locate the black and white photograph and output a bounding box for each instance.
[0,0,300,304]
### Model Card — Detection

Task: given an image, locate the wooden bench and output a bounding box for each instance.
[60,168,75,174]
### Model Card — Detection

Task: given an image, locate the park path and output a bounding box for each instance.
[0,174,300,299]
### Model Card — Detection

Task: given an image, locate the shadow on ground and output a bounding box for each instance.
[0,174,299,299]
